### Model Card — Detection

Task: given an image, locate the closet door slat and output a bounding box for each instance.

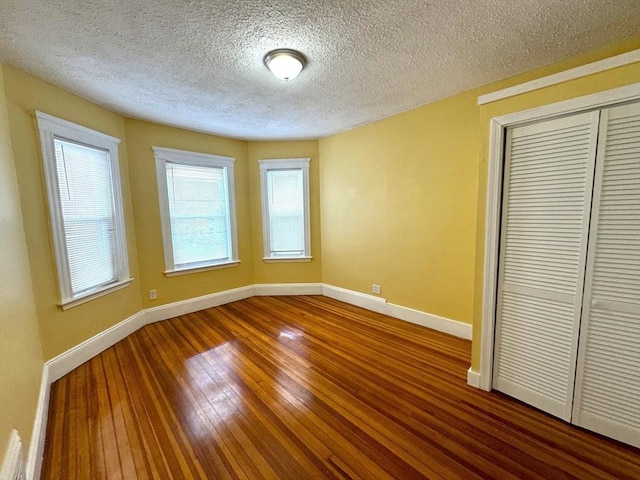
[572,102,640,447]
[493,111,599,421]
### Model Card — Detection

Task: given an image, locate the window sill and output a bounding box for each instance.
[262,256,313,263]
[58,278,133,310]
[165,261,240,277]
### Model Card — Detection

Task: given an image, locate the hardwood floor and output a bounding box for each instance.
[41,295,639,479]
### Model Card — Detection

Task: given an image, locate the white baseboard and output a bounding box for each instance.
[25,286,256,480]
[467,367,482,389]
[322,284,472,340]
[24,281,473,478]
[387,303,472,340]
[41,283,472,383]
[255,283,323,296]
[1,429,25,480]
[144,285,255,324]
[47,311,147,384]
[25,364,49,480]
[321,284,387,314]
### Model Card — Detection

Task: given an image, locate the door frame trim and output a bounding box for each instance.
[477,82,640,391]
[477,49,640,105]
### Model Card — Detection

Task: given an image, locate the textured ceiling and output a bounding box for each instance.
[1,1,638,140]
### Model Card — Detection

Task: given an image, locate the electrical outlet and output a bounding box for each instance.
[372,284,381,295]
[149,289,157,300]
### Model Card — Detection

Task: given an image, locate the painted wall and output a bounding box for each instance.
[0,40,637,466]
[2,66,143,359]
[318,37,639,354]
[319,90,480,324]
[470,38,640,371]
[0,68,44,460]
[247,141,322,284]
[125,119,255,307]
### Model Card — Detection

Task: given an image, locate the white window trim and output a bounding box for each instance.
[35,111,132,308]
[153,146,239,275]
[262,257,312,263]
[164,261,240,277]
[259,158,311,261]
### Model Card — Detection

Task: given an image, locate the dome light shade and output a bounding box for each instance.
[264,49,306,81]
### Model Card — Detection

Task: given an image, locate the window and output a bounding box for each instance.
[36,111,131,308]
[154,147,239,275]
[259,158,311,261]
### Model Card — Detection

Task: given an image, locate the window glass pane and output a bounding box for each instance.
[54,139,117,294]
[166,163,230,266]
[267,169,304,255]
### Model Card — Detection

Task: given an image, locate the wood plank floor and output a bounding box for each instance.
[41,295,640,479]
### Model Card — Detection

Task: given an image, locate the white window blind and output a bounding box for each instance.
[154,147,238,274]
[259,159,311,260]
[36,111,131,308]
[54,139,117,293]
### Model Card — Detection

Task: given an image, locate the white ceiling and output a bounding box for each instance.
[1,1,638,140]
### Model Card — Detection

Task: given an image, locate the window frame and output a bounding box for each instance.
[36,111,132,309]
[153,146,239,275]
[259,158,311,262]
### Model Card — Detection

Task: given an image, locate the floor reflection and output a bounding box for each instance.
[180,341,245,441]
[278,328,304,340]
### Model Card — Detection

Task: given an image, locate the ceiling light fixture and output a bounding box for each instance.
[264,49,306,81]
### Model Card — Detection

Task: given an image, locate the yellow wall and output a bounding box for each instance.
[124,119,255,307]
[319,90,480,323]
[0,68,45,459]
[247,141,322,284]
[470,38,640,370]
[1,66,323,365]
[2,65,143,359]
[318,37,639,352]
[0,38,637,462]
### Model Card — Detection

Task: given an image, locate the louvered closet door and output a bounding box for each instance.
[493,111,600,420]
[572,102,640,447]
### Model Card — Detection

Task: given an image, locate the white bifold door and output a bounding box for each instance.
[493,102,640,447]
